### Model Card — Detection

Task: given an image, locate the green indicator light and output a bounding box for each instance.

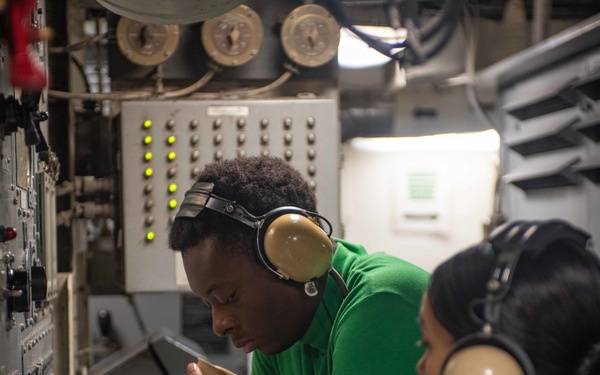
[143,120,152,129]
[167,151,176,161]
[144,152,153,161]
[144,168,153,177]
[143,135,153,145]
[146,231,155,241]
[168,199,178,209]
[167,135,176,145]
[168,183,177,193]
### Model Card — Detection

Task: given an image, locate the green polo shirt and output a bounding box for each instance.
[251,238,429,374]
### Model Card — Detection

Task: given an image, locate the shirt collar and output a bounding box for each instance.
[298,271,346,353]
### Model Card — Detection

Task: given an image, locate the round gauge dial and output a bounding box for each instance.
[201,5,264,67]
[116,17,180,66]
[281,5,341,68]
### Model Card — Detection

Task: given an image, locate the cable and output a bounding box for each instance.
[49,61,298,102]
[47,33,109,54]
[423,9,462,60]
[163,67,218,98]
[48,66,219,101]
[324,0,465,65]
[187,65,297,100]
[421,0,463,43]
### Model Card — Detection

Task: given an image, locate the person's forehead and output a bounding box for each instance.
[184,238,256,294]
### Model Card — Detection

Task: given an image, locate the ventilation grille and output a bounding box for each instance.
[505,156,581,191]
[507,117,581,156]
[505,87,578,121]
[572,73,600,101]
[576,115,600,142]
[576,158,600,183]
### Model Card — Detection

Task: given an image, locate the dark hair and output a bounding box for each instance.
[429,232,600,375]
[169,156,317,257]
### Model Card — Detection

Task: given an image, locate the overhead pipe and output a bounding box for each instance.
[532,0,552,44]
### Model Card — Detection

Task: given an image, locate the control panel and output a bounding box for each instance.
[120,98,340,292]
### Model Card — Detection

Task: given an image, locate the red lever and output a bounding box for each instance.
[6,0,48,91]
[0,226,18,242]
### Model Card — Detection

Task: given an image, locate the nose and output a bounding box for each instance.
[211,306,238,337]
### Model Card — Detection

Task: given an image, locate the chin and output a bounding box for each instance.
[259,340,295,356]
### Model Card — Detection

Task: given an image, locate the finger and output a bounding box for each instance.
[187,362,203,375]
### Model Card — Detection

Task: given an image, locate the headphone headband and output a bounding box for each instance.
[176,181,333,235]
[482,220,591,327]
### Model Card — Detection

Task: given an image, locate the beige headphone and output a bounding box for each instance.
[176,182,345,297]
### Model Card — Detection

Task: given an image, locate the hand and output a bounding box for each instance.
[187,363,203,375]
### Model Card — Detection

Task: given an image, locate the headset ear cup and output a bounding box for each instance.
[262,213,333,283]
[442,334,533,375]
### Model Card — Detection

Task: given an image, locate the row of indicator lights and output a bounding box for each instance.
[144,132,317,149]
[144,117,317,131]
[142,135,177,146]
[143,151,177,162]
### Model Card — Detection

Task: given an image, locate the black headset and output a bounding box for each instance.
[176,181,348,297]
[441,219,592,375]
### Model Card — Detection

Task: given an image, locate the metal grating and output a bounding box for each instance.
[572,73,600,101]
[507,117,582,156]
[576,158,600,183]
[504,156,582,191]
[505,87,579,121]
[576,115,600,142]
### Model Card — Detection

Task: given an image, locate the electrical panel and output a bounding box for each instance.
[120,99,341,292]
[0,0,57,372]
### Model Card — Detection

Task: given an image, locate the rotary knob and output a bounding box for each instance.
[201,5,264,67]
[281,5,341,68]
[116,17,180,66]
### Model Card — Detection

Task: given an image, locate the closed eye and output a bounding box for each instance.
[224,291,236,305]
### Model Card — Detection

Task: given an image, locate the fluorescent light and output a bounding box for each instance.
[349,130,500,153]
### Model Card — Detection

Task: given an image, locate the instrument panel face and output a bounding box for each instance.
[116,17,181,66]
[281,4,341,68]
[0,131,55,375]
[201,5,264,67]
[120,99,340,292]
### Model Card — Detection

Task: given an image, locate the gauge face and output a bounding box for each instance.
[116,17,180,66]
[97,0,245,25]
[201,5,264,67]
[281,5,341,68]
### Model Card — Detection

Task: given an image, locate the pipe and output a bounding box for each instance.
[532,0,552,44]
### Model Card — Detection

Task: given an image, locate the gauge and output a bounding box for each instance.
[280,5,341,68]
[116,17,180,66]
[201,5,264,67]
[97,0,245,25]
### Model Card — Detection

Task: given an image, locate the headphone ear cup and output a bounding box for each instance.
[442,334,533,375]
[262,213,333,283]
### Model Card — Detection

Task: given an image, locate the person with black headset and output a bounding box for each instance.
[417,218,600,375]
[169,155,430,375]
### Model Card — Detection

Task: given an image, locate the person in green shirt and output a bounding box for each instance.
[170,155,429,375]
